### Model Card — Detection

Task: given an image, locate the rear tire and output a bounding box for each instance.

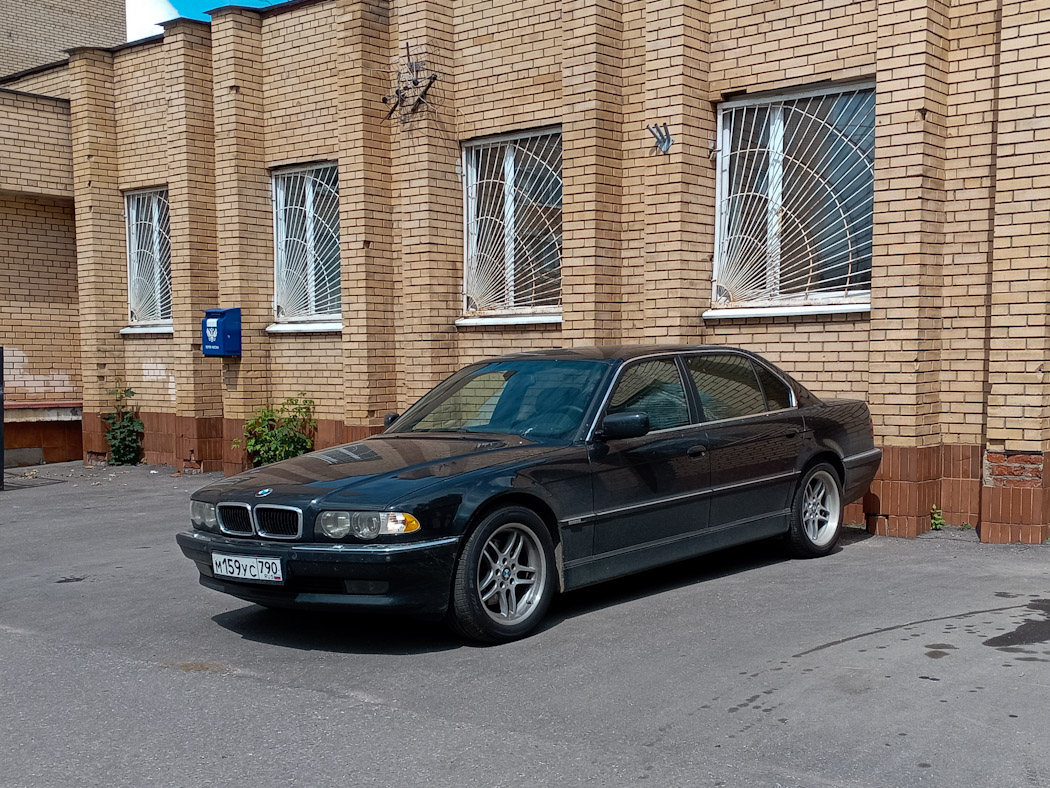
[787,463,843,558]
[448,506,556,644]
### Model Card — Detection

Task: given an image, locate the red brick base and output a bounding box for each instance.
[980,452,1049,544]
[3,420,82,465]
[83,411,384,474]
[858,445,1050,544]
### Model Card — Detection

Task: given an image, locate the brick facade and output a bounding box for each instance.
[2,0,1049,541]
[0,0,124,78]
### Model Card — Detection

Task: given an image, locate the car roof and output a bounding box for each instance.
[484,344,754,363]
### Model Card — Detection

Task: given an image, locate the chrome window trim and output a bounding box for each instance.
[586,350,801,441]
[676,350,797,422]
[217,501,255,536]
[254,504,304,540]
[748,356,799,409]
[585,352,695,441]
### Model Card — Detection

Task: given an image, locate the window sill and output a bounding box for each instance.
[701,303,871,319]
[120,324,174,335]
[266,321,343,334]
[455,313,563,327]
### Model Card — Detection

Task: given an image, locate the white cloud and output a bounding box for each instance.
[126,0,180,42]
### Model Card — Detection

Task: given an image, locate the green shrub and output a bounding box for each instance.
[102,387,144,466]
[236,395,317,467]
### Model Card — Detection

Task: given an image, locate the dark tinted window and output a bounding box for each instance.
[391,360,607,439]
[608,359,689,431]
[686,354,766,422]
[754,364,793,410]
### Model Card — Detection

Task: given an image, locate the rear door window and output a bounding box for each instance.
[685,354,767,422]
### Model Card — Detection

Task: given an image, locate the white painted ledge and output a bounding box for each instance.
[266,321,343,334]
[120,324,174,335]
[701,303,871,319]
[455,313,563,327]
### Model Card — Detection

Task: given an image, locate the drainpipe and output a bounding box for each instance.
[1,346,5,490]
[977,0,1004,532]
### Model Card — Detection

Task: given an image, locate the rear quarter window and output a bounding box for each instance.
[754,364,794,411]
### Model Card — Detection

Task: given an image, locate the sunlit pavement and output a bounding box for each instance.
[2,461,1048,787]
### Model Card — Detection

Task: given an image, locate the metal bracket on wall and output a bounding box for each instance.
[647,123,674,153]
[383,43,439,121]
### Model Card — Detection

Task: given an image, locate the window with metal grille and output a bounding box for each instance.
[125,189,171,325]
[462,129,562,314]
[713,84,875,307]
[272,164,341,320]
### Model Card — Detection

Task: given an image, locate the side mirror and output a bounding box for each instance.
[384,412,400,428]
[597,411,650,441]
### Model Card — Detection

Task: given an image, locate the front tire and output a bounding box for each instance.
[448,506,556,643]
[787,463,843,558]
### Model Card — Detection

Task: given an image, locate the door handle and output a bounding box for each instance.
[687,444,707,458]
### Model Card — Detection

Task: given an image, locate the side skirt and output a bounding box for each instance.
[562,513,790,591]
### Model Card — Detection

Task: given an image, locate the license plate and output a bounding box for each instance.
[212,553,283,584]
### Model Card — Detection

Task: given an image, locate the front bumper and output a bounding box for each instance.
[176,530,460,617]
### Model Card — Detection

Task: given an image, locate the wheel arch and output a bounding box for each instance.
[464,492,561,548]
[802,450,845,487]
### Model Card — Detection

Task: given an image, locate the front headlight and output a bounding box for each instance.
[191,501,218,530]
[317,511,421,540]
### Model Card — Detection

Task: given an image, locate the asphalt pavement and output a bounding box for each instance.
[1,461,1049,788]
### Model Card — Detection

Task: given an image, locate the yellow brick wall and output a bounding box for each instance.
[0,63,71,99]
[121,342,178,411]
[113,43,169,191]
[453,0,563,140]
[262,1,340,166]
[0,195,80,403]
[0,91,72,198]
[708,0,877,96]
[270,335,344,417]
[0,0,124,77]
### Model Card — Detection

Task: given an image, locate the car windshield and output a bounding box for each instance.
[389,359,608,440]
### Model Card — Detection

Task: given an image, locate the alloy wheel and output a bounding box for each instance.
[476,523,547,624]
[802,469,841,548]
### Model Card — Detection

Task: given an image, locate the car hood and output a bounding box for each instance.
[202,434,562,506]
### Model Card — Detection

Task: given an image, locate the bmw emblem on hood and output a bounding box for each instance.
[256,488,273,497]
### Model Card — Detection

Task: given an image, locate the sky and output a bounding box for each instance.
[126,0,274,41]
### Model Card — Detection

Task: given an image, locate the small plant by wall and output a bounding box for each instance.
[930,504,945,531]
[102,387,144,466]
[235,395,317,467]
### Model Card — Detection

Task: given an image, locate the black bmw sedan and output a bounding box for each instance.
[177,345,881,642]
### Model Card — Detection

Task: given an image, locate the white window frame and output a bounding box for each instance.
[124,187,172,327]
[271,162,342,323]
[712,82,875,311]
[461,127,563,318]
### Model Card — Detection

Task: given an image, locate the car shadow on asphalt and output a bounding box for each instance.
[210,607,463,655]
[210,528,873,654]
[541,526,873,631]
